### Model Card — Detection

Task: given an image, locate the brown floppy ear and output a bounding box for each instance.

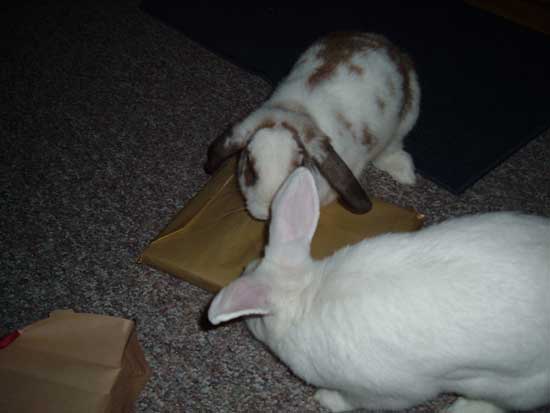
[204,126,245,174]
[304,136,372,214]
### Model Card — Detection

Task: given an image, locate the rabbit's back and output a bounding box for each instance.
[288,212,550,409]
[319,212,550,351]
[329,212,550,291]
[269,32,419,162]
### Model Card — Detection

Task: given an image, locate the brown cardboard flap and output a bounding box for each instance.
[0,310,151,413]
[140,158,424,292]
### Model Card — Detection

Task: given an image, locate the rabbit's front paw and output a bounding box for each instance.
[314,389,354,412]
[373,149,416,185]
[446,397,505,413]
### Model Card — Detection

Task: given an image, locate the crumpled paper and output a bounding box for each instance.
[0,309,151,413]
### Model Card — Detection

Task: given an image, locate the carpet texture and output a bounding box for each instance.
[1,1,549,412]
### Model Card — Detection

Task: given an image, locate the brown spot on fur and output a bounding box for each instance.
[240,149,258,187]
[308,32,389,88]
[281,120,319,145]
[307,32,415,120]
[271,102,308,115]
[291,152,303,169]
[336,112,353,132]
[336,112,359,142]
[303,126,318,143]
[321,136,334,151]
[281,121,301,142]
[403,63,415,118]
[362,126,378,147]
[384,46,415,120]
[253,119,276,135]
[398,56,415,120]
[280,121,312,169]
[348,64,364,76]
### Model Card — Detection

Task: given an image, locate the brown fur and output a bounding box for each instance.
[253,119,277,135]
[308,32,415,121]
[241,118,280,186]
[281,121,300,142]
[386,47,415,120]
[239,148,258,187]
[348,64,364,76]
[279,120,372,213]
[308,32,388,88]
[277,121,305,172]
[336,112,353,133]
[280,120,320,146]
[291,154,303,169]
[314,135,372,213]
[303,125,319,143]
[362,126,378,147]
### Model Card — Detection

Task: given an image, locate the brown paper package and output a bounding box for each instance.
[139,158,424,292]
[0,310,151,413]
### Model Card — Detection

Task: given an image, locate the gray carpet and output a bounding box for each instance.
[1,1,549,412]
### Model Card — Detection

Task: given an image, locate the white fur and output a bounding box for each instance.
[242,127,300,219]
[209,168,550,412]
[231,32,420,219]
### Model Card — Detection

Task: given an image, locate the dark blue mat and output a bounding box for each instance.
[142,2,550,194]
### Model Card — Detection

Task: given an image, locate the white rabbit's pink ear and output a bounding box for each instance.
[266,167,320,265]
[208,277,271,325]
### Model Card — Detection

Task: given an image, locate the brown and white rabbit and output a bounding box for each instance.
[205,32,420,220]
[208,167,550,412]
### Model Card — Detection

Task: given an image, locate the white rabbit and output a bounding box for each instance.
[205,32,420,220]
[208,167,550,412]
